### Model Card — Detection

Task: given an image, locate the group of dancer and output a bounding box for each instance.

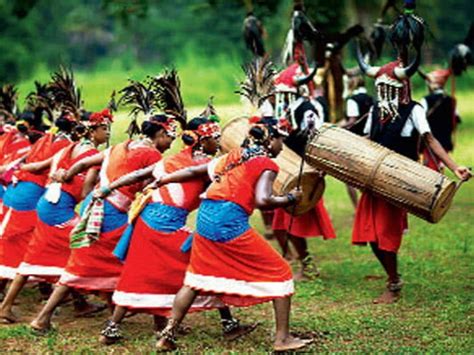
[0,1,472,352]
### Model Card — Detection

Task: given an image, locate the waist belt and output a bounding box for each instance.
[196,199,250,243]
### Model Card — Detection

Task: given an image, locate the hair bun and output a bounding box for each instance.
[248,125,265,141]
[182,132,197,146]
[182,129,200,146]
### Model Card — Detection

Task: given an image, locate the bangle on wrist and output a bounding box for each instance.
[101,185,112,195]
[287,193,296,204]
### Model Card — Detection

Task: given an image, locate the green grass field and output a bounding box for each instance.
[1,72,473,352]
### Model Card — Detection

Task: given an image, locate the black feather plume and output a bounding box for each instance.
[389,13,425,52]
[0,84,19,120]
[48,66,82,120]
[25,81,56,123]
[236,57,276,109]
[463,23,474,48]
[242,13,266,57]
[107,90,118,113]
[118,79,154,137]
[200,96,219,122]
[370,22,387,60]
[148,70,187,128]
[449,44,472,76]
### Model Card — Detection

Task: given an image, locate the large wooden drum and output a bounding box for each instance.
[305,123,457,223]
[221,117,324,216]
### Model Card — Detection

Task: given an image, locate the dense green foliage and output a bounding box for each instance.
[1,0,472,84]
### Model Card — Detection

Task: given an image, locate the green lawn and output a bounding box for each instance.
[1,89,473,352]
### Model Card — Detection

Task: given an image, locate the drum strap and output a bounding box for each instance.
[364,150,393,190]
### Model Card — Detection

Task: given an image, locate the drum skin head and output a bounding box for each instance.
[283,172,325,216]
[429,180,457,223]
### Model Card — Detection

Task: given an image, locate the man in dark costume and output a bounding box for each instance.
[419,69,460,171]
[343,73,374,207]
[354,0,471,304]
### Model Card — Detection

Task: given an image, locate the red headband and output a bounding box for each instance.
[89,108,114,126]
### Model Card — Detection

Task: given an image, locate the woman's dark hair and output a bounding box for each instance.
[243,116,280,148]
[182,116,209,146]
[17,123,29,133]
[141,114,168,138]
[73,123,87,138]
[27,130,44,144]
[18,111,35,125]
[80,111,92,122]
[55,113,76,133]
[16,111,35,133]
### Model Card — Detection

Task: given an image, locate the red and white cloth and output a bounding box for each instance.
[113,148,222,314]
[272,198,336,239]
[58,141,162,292]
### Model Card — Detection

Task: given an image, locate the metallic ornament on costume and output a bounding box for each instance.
[356,42,421,120]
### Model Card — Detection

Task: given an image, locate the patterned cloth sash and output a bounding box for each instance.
[196,199,250,243]
[113,202,189,262]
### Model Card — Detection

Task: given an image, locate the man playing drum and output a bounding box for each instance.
[354,2,471,304]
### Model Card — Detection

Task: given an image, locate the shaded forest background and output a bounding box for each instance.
[1,0,473,110]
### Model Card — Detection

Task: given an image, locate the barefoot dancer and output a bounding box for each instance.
[29,114,177,332]
[97,117,253,344]
[273,199,336,280]
[354,3,472,304]
[154,116,313,352]
[269,7,336,278]
[0,110,111,323]
[419,69,460,171]
[0,114,75,284]
[0,110,35,298]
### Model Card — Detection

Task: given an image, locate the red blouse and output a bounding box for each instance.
[16,133,72,187]
[104,141,162,200]
[49,143,100,202]
[205,148,279,215]
[152,147,210,211]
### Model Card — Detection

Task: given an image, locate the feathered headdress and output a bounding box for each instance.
[200,96,219,122]
[25,81,56,123]
[449,23,473,76]
[118,70,186,137]
[236,57,276,110]
[48,66,82,120]
[389,0,425,53]
[148,69,187,128]
[118,79,155,137]
[107,90,118,113]
[0,84,19,121]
